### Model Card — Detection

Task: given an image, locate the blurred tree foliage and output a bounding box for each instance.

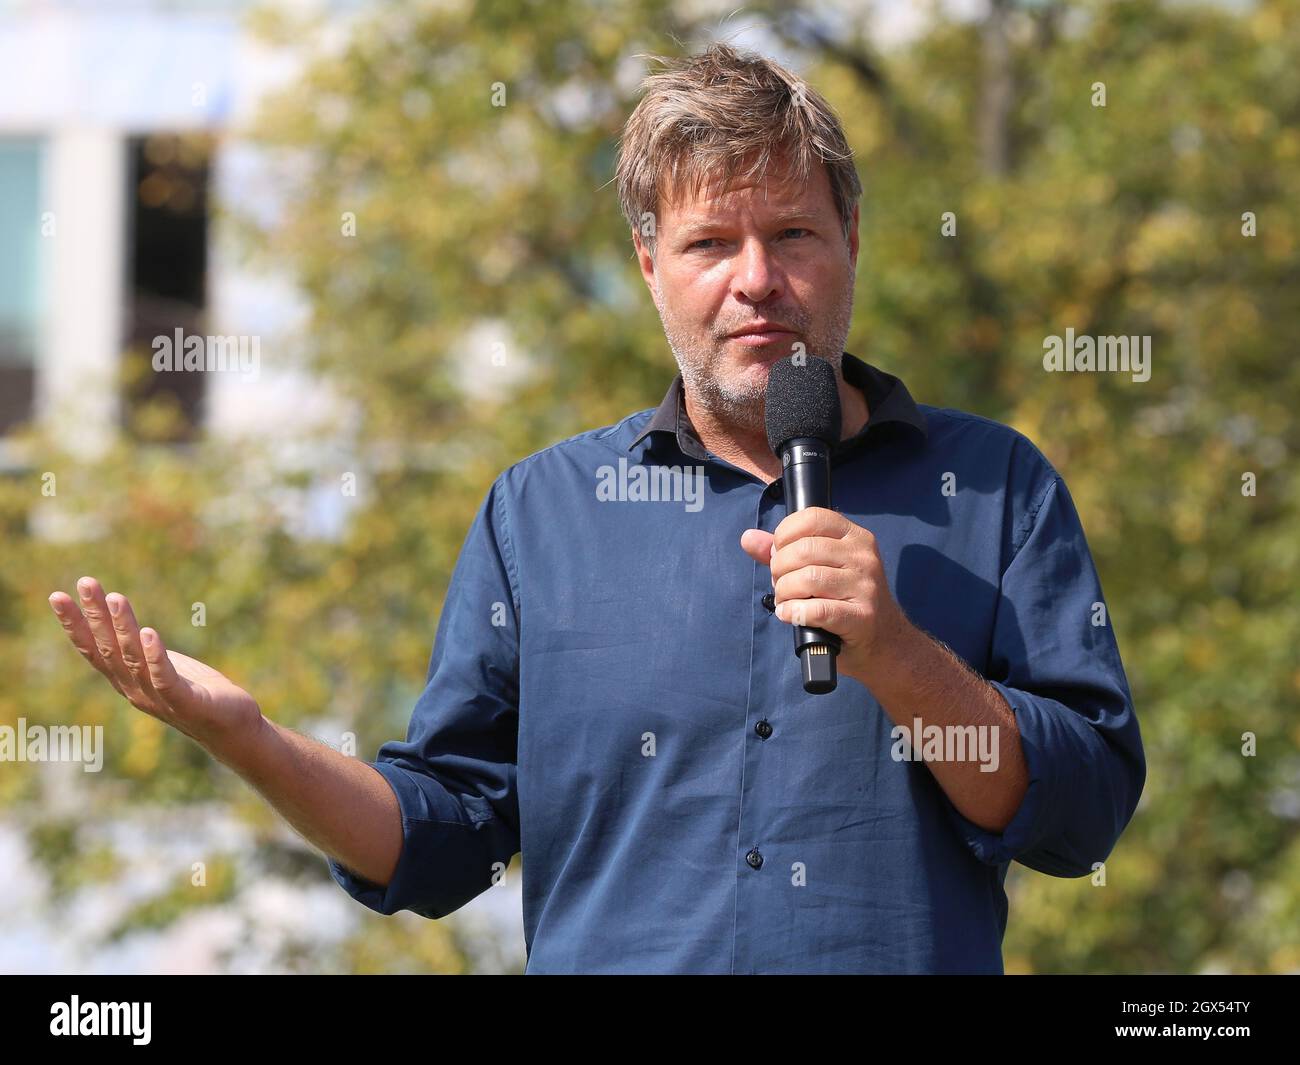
[1,0,1296,972]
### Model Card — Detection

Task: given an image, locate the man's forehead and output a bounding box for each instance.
[663,165,829,225]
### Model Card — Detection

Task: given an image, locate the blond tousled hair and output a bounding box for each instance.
[615,42,863,258]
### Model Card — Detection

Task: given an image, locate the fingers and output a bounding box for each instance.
[770,535,852,584]
[48,590,126,696]
[772,507,857,550]
[104,592,162,705]
[74,576,138,690]
[49,578,178,714]
[139,626,187,706]
[774,562,858,606]
[773,596,858,634]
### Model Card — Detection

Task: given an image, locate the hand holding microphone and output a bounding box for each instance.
[740,354,913,695]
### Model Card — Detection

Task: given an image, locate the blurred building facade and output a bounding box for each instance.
[0,0,357,462]
[0,0,530,974]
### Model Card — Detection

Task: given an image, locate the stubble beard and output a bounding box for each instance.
[653,270,856,437]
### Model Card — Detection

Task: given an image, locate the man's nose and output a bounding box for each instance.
[731,237,784,304]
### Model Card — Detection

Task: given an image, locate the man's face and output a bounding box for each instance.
[634,159,860,434]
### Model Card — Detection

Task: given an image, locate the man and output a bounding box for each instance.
[49,44,1144,973]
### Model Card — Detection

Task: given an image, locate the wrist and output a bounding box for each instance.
[202,708,273,775]
[848,609,921,692]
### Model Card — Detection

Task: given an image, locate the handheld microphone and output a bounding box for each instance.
[764,355,843,695]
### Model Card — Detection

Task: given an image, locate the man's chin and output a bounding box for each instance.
[705,381,768,430]
[728,350,786,391]
[735,339,819,381]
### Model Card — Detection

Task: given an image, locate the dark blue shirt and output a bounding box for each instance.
[328,352,1146,973]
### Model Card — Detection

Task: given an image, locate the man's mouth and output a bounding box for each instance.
[726,323,797,346]
[729,331,794,346]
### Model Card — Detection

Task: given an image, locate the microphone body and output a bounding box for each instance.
[778,437,842,694]
[765,354,845,695]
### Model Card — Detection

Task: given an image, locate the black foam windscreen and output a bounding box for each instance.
[764,355,843,455]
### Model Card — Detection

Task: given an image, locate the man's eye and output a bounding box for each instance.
[687,230,808,250]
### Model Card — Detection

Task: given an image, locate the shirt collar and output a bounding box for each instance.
[628,351,928,461]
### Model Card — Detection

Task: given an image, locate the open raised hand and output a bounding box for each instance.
[48,576,262,751]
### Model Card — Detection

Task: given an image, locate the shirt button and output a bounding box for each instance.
[765,480,783,500]
[745,848,764,870]
[761,592,776,612]
[755,719,773,740]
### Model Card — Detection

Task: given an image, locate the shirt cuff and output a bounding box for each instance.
[326,759,464,919]
[938,679,1058,869]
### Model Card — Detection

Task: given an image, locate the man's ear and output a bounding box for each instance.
[631,226,658,299]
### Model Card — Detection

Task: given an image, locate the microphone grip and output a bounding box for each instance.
[779,438,842,694]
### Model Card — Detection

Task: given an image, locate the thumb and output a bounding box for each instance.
[740,528,776,567]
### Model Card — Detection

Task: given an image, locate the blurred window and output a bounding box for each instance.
[124,131,213,440]
[0,137,43,436]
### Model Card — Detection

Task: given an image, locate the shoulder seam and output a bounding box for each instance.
[1010,474,1061,561]
[490,475,522,615]
[920,405,1054,464]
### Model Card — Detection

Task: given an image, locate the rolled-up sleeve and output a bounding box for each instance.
[943,473,1146,878]
[329,475,522,918]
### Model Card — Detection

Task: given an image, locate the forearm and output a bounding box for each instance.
[853,620,1029,832]
[206,715,404,887]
